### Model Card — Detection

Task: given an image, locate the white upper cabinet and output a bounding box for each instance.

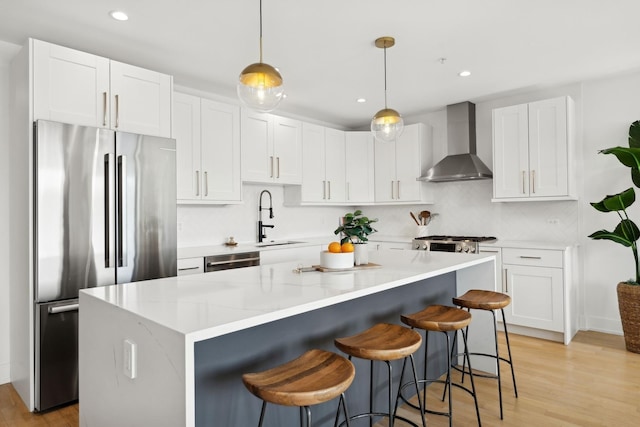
[344,132,375,204]
[241,110,302,185]
[374,123,433,203]
[32,39,172,137]
[173,92,241,203]
[300,123,346,203]
[492,96,575,201]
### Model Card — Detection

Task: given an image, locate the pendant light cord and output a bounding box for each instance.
[383,45,388,108]
[259,0,264,63]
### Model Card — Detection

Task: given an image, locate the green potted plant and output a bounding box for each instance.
[334,210,378,265]
[589,120,640,353]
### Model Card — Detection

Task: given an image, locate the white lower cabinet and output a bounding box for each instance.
[177,257,204,275]
[500,247,574,343]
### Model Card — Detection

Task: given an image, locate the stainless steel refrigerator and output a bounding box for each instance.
[34,120,177,411]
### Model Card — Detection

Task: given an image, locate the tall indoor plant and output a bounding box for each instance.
[589,120,640,353]
[334,210,378,265]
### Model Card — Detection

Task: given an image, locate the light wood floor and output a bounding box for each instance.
[0,331,638,426]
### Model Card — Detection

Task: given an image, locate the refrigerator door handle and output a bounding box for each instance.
[48,303,80,314]
[117,155,128,267]
[104,153,115,268]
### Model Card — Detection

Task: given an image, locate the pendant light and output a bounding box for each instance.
[371,36,404,142]
[237,0,284,112]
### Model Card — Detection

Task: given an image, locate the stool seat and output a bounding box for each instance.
[401,305,472,332]
[242,349,355,408]
[453,289,511,310]
[334,323,422,361]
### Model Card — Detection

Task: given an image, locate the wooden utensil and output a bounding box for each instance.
[410,212,420,226]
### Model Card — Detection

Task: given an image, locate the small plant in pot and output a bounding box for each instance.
[589,120,640,353]
[334,210,378,265]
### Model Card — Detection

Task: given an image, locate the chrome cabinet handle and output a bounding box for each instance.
[115,94,119,128]
[204,171,209,196]
[195,170,200,196]
[391,181,394,199]
[347,182,350,200]
[270,156,274,178]
[397,181,400,200]
[328,181,331,200]
[117,155,127,267]
[519,255,542,259]
[522,171,526,194]
[276,157,280,178]
[102,92,107,126]
[178,266,200,271]
[531,170,536,193]
[322,181,326,199]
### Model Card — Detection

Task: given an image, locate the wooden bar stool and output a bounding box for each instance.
[452,289,518,420]
[242,349,355,427]
[334,323,426,427]
[398,305,481,427]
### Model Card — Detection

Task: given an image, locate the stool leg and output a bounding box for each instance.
[501,308,519,398]
[385,360,394,427]
[333,393,352,427]
[258,400,267,427]
[422,331,428,413]
[369,360,374,427]
[461,327,482,426]
[303,406,312,427]
[490,309,504,420]
[444,332,453,427]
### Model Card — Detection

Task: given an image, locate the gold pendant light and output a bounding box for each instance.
[371,36,404,142]
[237,0,284,112]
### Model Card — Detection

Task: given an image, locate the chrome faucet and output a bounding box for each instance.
[258,190,274,242]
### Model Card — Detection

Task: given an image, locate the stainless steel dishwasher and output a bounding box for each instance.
[205,251,260,272]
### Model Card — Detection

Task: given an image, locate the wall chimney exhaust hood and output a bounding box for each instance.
[419,101,493,182]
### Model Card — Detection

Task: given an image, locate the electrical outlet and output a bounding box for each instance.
[547,218,560,225]
[123,339,137,379]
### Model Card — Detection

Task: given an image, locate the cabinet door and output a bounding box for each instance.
[345,132,375,203]
[493,104,529,198]
[528,97,568,197]
[301,123,326,201]
[374,139,397,202]
[173,92,201,200]
[241,110,273,182]
[503,264,564,332]
[200,99,241,201]
[395,124,422,201]
[110,61,172,137]
[33,39,110,127]
[273,117,302,184]
[324,128,346,202]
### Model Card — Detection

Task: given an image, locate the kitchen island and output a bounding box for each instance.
[79,250,496,427]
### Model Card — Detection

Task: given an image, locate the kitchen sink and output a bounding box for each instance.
[255,240,304,248]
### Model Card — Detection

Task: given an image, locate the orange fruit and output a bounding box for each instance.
[328,242,342,253]
[341,242,354,253]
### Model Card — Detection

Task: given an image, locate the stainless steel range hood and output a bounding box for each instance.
[419,101,493,182]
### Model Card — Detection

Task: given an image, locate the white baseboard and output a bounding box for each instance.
[584,315,623,335]
[0,361,10,385]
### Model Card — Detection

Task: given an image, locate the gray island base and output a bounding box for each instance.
[79,250,496,427]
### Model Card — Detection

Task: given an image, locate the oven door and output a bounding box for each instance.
[427,242,458,252]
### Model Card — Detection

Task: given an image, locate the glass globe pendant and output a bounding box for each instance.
[371,37,404,142]
[237,0,284,112]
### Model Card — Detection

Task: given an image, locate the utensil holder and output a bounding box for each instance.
[416,225,429,237]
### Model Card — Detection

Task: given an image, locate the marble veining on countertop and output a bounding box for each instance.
[81,250,496,343]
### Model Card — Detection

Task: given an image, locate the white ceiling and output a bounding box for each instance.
[1,0,639,129]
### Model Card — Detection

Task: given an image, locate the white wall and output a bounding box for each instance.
[0,40,20,384]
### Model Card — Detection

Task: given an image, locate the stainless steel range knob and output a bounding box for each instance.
[455,244,462,252]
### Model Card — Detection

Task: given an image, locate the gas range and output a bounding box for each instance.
[412,235,497,253]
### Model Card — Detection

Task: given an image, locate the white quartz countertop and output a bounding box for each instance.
[81,250,495,343]
[480,240,576,250]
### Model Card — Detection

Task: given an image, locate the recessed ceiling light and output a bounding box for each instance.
[356,98,366,103]
[110,10,129,21]
[458,70,471,77]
